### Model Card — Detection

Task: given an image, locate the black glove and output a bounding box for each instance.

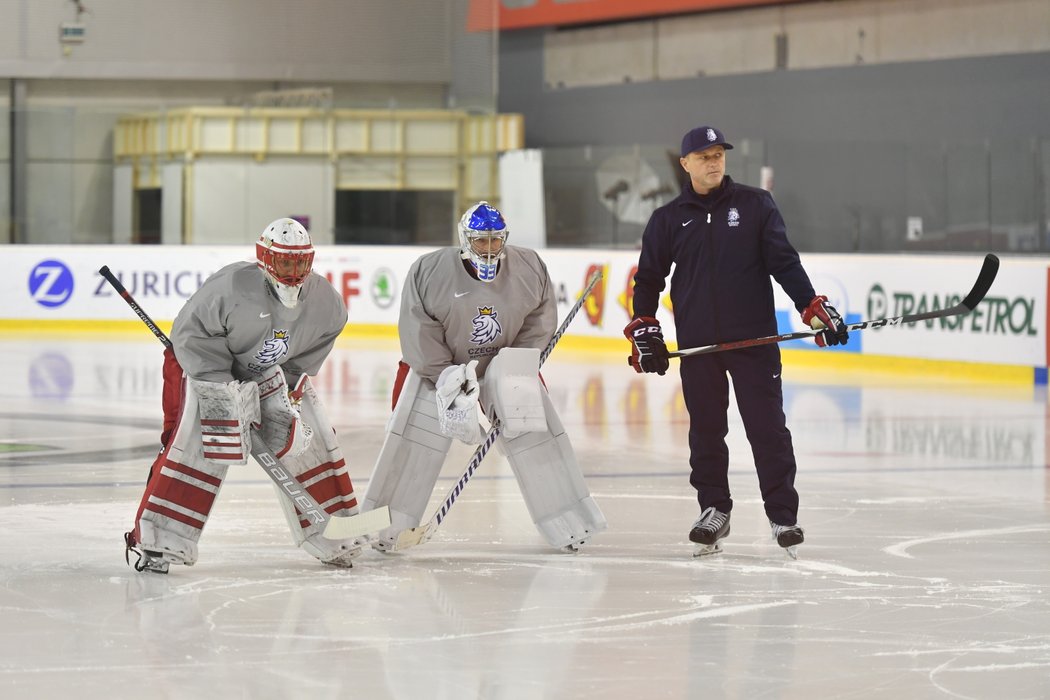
[801,295,849,347]
[624,316,670,375]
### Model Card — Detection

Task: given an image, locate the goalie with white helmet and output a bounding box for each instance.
[124,218,367,574]
[363,201,607,552]
[257,217,315,308]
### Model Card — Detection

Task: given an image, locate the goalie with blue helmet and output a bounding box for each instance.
[458,201,509,282]
[362,201,607,552]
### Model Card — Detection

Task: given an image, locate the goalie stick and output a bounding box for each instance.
[391,269,604,552]
[667,253,999,359]
[98,265,390,541]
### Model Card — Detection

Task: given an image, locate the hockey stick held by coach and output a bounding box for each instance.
[123,218,370,574]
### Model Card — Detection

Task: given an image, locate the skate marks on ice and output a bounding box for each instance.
[883,523,1050,559]
[2,493,1050,698]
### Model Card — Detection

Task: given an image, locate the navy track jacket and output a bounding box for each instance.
[633,175,817,348]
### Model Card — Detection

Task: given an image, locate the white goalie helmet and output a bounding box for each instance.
[458,201,508,283]
[256,218,315,308]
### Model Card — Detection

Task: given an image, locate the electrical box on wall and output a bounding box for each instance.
[59,22,86,44]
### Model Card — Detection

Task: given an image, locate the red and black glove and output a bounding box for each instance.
[624,316,670,375]
[801,295,849,347]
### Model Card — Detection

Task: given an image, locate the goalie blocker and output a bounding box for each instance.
[362,347,606,551]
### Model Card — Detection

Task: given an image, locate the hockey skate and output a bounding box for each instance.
[689,507,730,557]
[302,532,368,568]
[124,531,189,574]
[320,551,360,568]
[771,522,804,560]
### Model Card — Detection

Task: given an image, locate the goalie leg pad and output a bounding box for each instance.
[481,347,547,439]
[132,380,234,566]
[500,389,607,549]
[268,375,366,564]
[190,377,260,465]
[363,369,452,550]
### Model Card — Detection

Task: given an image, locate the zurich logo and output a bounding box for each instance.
[29,259,75,308]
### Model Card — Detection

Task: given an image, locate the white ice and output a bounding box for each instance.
[1,335,1048,699]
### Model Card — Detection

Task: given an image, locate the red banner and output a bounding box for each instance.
[468,0,806,31]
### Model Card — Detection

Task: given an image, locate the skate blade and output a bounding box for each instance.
[322,506,391,540]
[692,542,724,558]
[140,560,170,574]
[784,546,799,560]
[321,558,354,569]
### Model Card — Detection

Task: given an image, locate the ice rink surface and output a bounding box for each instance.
[2,334,1049,699]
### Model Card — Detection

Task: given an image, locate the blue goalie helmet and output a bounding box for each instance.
[458,201,508,283]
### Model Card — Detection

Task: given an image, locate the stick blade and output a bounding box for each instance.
[391,524,433,552]
[961,253,999,311]
[322,505,391,540]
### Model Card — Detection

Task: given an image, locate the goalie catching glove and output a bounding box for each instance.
[256,365,314,459]
[624,316,670,375]
[801,295,849,347]
[435,360,483,444]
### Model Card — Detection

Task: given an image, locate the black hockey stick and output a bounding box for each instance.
[668,253,999,359]
[391,269,604,551]
[98,265,390,540]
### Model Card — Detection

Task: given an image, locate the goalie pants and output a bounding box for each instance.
[680,343,799,526]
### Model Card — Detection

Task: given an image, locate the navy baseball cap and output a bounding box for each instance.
[680,126,734,157]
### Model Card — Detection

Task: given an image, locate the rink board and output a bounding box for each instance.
[4,246,1047,381]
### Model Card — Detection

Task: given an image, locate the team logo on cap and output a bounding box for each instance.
[728,208,740,227]
[706,128,717,142]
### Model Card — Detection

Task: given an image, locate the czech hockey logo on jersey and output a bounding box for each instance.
[248,329,291,373]
[470,306,502,345]
[728,208,740,227]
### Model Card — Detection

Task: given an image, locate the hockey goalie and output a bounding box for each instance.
[123,218,367,573]
[362,201,607,552]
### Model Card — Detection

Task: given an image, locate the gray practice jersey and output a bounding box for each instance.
[171,261,347,383]
[400,246,557,383]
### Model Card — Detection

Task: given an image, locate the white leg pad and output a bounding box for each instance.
[137,518,199,566]
[136,380,229,566]
[363,370,452,550]
[500,390,607,549]
[481,347,547,439]
[269,376,366,565]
